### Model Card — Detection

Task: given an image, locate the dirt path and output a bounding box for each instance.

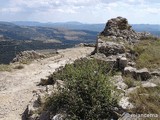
[0,47,94,120]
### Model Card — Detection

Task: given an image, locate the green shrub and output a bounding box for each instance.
[44,59,119,119]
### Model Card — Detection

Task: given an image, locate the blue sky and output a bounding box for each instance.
[0,0,160,24]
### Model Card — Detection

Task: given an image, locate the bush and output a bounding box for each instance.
[44,59,119,119]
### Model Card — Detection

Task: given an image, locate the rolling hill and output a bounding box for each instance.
[12,21,160,36]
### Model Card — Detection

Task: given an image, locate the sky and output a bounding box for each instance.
[0,0,160,24]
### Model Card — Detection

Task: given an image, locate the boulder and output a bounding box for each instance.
[110,75,128,91]
[97,41,125,56]
[151,70,160,76]
[142,82,157,88]
[124,67,151,80]
[118,97,134,110]
[124,66,137,76]
[52,114,65,120]
[117,56,128,69]
[136,68,151,81]
[118,112,135,120]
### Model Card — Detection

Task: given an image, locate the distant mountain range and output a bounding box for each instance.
[0,21,160,42]
[10,21,160,36]
[0,21,98,42]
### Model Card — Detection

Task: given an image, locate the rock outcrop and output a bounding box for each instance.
[100,16,151,43]
[97,41,125,56]
[12,50,46,63]
[124,67,151,81]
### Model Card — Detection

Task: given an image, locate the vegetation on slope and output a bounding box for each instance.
[133,38,160,69]
[0,64,11,71]
[129,86,160,114]
[43,59,120,119]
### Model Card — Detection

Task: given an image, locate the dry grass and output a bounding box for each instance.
[0,64,11,71]
[123,75,141,88]
[133,39,160,69]
[128,85,160,114]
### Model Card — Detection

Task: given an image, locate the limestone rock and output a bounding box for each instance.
[124,66,137,76]
[110,75,128,91]
[75,43,95,47]
[117,56,128,69]
[124,67,151,80]
[100,16,153,43]
[97,41,125,56]
[142,82,157,88]
[136,68,151,81]
[101,17,139,42]
[52,114,65,120]
[151,70,160,76]
[118,112,135,120]
[12,50,46,63]
[118,97,134,109]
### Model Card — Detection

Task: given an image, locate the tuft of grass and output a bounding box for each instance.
[123,75,142,88]
[43,59,120,119]
[0,64,11,71]
[128,85,160,114]
[123,76,136,88]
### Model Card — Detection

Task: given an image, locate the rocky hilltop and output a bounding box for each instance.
[101,16,151,43]
[23,17,160,120]
[0,17,160,120]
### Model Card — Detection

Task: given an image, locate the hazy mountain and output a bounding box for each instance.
[12,21,160,36]
[0,22,98,42]
[12,21,105,32]
[132,24,160,37]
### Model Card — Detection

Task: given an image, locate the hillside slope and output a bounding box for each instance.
[0,47,94,120]
[0,22,97,41]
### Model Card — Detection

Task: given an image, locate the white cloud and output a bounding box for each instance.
[0,0,160,23]
[144,7,160,14]
[0,7,21,13]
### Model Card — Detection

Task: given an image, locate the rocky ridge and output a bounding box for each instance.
[12,50,47,63]
[100,16,152,43]
[23,17,160,120]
